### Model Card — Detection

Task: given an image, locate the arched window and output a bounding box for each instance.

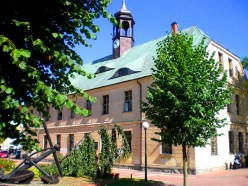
[95,66,114,74]
[98,66,107,73]
[110,67,139,79]
[122,21,130,36]
[118,68,128,76]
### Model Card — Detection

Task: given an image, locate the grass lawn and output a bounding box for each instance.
[2,167,168,186]
[0,173,168,186]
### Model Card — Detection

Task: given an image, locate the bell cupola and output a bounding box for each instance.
[112,0,135,59]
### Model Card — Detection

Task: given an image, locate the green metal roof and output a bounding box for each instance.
[71,26,211,91]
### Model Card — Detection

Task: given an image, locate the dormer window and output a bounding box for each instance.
[118,68,128,76]
[110,68,139,79]
[95,66,114,74]
[98,66,107,73]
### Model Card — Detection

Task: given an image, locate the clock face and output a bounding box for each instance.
[114,39,120,49]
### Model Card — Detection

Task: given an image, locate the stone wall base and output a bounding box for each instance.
[114,164,227,175]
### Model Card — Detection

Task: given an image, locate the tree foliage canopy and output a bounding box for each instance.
[241,57,248,89]
[0,0,116,150]
[142,32,233,148]
[242,57,248,69]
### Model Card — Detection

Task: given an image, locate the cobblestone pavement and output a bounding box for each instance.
[112,167,248,186]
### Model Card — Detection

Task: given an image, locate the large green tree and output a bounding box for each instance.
[0,0,116,150]
[142,32,232,186]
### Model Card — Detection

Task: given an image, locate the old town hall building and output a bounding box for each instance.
[32,1,248,174]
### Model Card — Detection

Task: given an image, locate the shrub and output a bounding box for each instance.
[28,167,40,178]
[35,152,65,177]
[0,159,16,171]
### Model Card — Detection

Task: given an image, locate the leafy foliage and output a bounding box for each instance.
[141,31,233,186]
[96,124,131,177]
[241,57,248,88]
[0,137,5,144]
[98,127,114,177]
[0,159,16,171]
[37,125,130,178]
[113,124,131,160]
[242,57,248,69]
[76,135,97,177]
[31,152,64,177]
[45,137,97,178]
[0,0,116,150]
[142,32,232,147]
[61,147,82,177]
[28,166,42,178]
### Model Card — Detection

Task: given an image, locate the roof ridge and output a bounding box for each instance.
[193,26,210,39]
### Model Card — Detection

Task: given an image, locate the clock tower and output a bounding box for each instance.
[112,0,135,59]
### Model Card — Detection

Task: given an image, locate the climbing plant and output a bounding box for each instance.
[77,135,97,177]
[111,127,118,159]
[60,135,97,177]
[60,148,78,176]
[112,124,131,160]
[98,127,114,177]
[43,124,130,178]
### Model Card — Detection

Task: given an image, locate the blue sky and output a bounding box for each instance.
[75,0,247,64]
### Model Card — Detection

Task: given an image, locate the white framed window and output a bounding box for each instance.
[70,101,76,119]
[218,52,224,72]
[211,130,218,155]
[58,110,62,120]
[56,134,61,146]
[239,132,244,153]
[229,131,234,154]
[124,90,132,112]
[124,131,132,152]
[67,134,74,152]
[236,94,240,115]
[160,136,172,154]
[103,95,109,114]
[228,58,233,77]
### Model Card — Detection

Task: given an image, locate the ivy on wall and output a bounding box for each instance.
[112,124,131,160]
[98,127,114,177]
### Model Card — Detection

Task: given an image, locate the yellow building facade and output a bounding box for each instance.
[31,1,248,174]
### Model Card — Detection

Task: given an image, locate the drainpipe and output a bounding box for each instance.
[137,79,143,167]
[137,79,142,120]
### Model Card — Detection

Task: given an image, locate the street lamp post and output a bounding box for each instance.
[142,120,149,182]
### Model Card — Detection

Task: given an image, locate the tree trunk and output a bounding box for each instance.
[182,143,188,186]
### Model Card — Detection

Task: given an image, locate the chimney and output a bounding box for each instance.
[171,22,178,34]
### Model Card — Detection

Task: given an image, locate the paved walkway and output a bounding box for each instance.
[112,167,248,186]
[4,159,248,185]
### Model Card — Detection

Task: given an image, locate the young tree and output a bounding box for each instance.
[142,32,232,186]
[0,0,116,150]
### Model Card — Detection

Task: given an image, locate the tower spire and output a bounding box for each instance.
[112,0,135,59]
[121,0,127,11]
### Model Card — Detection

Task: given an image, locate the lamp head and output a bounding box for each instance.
[142,121,149,129]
